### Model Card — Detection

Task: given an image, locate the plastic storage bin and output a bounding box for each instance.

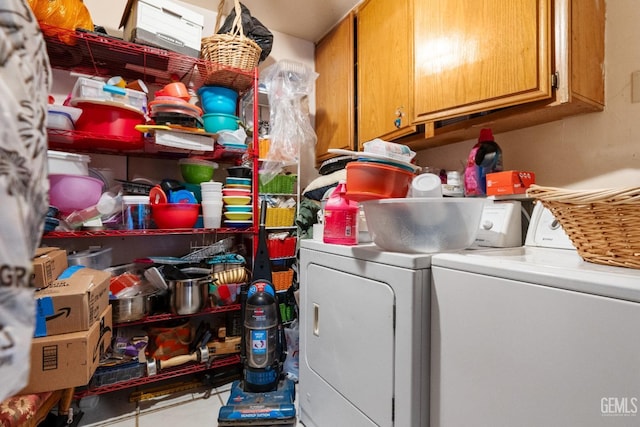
[67,247,113,270]
[267,236,297,258]
[71,77,148,113]
[90,361,146,387]
[264,207,296,227]
[259,174,297,194]
[47,150,90,176]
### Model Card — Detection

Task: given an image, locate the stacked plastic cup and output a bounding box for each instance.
[200,181,223,228]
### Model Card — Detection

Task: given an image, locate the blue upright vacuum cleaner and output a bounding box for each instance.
[218,200,296,426]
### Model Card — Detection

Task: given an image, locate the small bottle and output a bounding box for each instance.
[323,181,359,245]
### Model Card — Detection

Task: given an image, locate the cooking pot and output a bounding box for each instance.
[167,268,212,315]
[110,289,161,323]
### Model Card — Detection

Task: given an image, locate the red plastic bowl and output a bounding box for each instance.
[345,161,415,202]
[74,101,144,141]
[151,203,200,229]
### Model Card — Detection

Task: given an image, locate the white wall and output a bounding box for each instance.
[414,0,640,190]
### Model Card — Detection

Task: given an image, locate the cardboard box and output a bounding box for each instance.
[486,171,536,196]
[120,0,204,58]
[34,267,110,337]
[21,305,113,394]
[32,247,68,288]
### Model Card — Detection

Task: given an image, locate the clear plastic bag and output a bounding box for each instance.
[260,60,318,184]
[284,319,299,381]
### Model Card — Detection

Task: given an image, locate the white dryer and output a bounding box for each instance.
[299,240,431,427]
[430,202,640,427]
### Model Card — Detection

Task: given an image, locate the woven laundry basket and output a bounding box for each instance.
[526,184,640,269]
[200,0,261,74]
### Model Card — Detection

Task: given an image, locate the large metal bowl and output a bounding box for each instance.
[361,197,487,253]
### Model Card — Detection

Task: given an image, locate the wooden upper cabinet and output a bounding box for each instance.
[357,0,414,147]
[314,14,355,166]
[413,0,552,123]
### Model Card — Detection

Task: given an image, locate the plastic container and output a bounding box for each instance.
[345,161,414,202]
[360,197,487,253]
[323,181,359,245]
[74,101,145,141]
[198,85,238,115]
[67,247,113,270]
[122,195,151,230]
[71,77,148,113]
[151,203,200,229]
[47,150,90,176]
[178,158,218,184]
[202,113,239,133]
[410,173,443,197]
[48,174,104,214]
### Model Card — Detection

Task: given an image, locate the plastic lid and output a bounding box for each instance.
[178,157,218,167]
[47,150,91,163]
[122,195,150,204]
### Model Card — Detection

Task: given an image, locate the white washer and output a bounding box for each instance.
[299,240,431,427]
[430,203,640,426]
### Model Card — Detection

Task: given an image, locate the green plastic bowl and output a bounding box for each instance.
[202,113,239,133]
[178,158,218,184]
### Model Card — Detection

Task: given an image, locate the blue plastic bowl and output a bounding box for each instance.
[202,113,239,134]
[198,85,238,115]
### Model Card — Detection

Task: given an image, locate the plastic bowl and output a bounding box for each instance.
[222,195,251,206]
[178,158,218,184]
[225,205,252,213]
[226,166,252,178]
[224,220,253,229]
[74,101,145,142]
[198,85,238,115]
[48,174,104,214]
[226,177,252,186]
[222,188,251,197]
[224,211,253,221]
[151,203,200,229]
[345,161,415,202]
[361,198,487,253]
[202,113,239,133]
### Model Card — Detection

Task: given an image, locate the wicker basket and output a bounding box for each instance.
[526,184,640,269]
[201,0,262,74]
[259,174,298,194]
[261,207,296,228]
[272,269,294,292]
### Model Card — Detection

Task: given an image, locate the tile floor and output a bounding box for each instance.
[74,379,303,426]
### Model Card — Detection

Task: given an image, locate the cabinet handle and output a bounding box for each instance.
[313,303,320,336]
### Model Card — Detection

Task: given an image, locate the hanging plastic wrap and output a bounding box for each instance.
[260,60,318,185]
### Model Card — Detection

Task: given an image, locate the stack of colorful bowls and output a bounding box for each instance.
[198,85,240,134]
[222,177,252,228]
[200,181,223,228]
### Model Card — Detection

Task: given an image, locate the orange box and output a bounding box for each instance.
[486,171,536,196]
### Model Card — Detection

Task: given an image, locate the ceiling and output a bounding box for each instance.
[183,0,362,43]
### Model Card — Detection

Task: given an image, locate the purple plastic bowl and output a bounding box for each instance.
[48,174,103,214]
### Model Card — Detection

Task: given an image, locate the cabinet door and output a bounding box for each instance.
[315,14,355,166]
[414,0,552,123]
[357,0,414,147]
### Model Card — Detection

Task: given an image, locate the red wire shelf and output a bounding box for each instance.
[42,227,256,239]
[47,128,255,161]
[41,24,254,92]
[74,354,241,398]
[115,304,241,328]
